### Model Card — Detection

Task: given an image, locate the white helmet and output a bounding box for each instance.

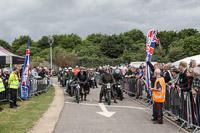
[68,67,72,70]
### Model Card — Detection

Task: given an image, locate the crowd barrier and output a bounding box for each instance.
[29,77,51,97]
[122,77,200,133]
[0,77,52,102]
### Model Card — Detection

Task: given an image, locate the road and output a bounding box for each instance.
[53,80,184,133]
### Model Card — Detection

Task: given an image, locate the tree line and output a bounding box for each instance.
[0,28,200,67]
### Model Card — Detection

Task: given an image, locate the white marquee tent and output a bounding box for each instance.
[173,54,200,67]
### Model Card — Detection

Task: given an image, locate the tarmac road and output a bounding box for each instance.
[53,79,185,133]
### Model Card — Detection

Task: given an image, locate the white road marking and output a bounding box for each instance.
[65,102,147,110]
[96,103,116,118]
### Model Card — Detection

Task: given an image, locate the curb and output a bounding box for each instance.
[28,84,64,133]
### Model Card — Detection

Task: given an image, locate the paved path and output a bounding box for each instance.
[29,83,64,133]
[53,79,185,133]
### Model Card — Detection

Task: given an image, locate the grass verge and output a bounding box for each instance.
[0,86,55,133]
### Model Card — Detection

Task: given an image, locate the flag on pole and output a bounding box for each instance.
[20,40,30,99]
[145,29,160,96]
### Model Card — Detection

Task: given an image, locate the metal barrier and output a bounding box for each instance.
[29,77,51,97]
[122,77,200,133]
[0,77,52,101]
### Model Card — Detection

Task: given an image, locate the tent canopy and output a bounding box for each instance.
[0,46,25,65]
[173,54,200,67]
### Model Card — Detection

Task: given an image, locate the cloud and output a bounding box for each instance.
[0,0,200,44]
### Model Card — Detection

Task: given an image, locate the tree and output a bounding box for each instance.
[151,47,167,63]
[157,30,178,52]
[122,48,133,63]
[100,35,125,58]
[85,33,105,45]
[12,35,32,54]
[167,47,186,62]
[0,39,11,51]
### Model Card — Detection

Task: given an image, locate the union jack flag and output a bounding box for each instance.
[20,40,30,99]
[145,29,160,96]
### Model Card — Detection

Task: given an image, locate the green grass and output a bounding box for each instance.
[0,86,55,133]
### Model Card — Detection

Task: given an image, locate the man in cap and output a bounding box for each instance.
[150,69,166,124]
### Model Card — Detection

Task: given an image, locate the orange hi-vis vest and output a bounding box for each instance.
[152,77,166,103]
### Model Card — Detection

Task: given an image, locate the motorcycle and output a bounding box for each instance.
[90,77,95,89]
[62,78,66,87]
[66,79,73,95]
[103,83,113,105]
[70,82,80,104]
[60,76,63,85]
[114,81,123,101]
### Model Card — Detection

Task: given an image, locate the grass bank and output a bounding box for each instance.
[0,86,55,133]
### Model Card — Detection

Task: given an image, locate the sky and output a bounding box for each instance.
[0,0,200,44]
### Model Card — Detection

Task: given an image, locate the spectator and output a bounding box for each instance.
[191,67,200,126]
[139,63,145,69]
[169,67,180,116]
[31,66,39,78]
[177,61,188,91]
[150,69,166,124]
[176,61,188,122]
[2,68,9,89]
[125,66,136,78]
[190,60,196,68]
[0,69,5,111]
[164,63,172,83]
[8,67,20,108]
[38,67,46,78]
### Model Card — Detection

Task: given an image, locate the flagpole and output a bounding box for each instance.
[50,43,52,75]
[48,36,54,75]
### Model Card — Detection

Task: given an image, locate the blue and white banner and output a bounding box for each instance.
[20,40,30,99]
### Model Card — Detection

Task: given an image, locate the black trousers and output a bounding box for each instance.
[10,88,18,107]
[153,102,163,122]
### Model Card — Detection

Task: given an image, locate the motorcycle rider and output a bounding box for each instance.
[66,67,75,94]
[99,68,117,103]
[63,68,68,87]
[60,69,64,85]
[113,69,124,100]
[76,67,89,101]
[88,69,98,89]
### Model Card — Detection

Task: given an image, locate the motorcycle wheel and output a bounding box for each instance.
[70,88,74,97]
[120,89,123,101]
[107,91,111,105]
[76,90,79,104]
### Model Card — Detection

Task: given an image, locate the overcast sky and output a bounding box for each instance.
[0,0,200,44]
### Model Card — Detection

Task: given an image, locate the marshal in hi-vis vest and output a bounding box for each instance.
[0,78,5,92]
[152,77,166,103]
[8,72,19,89]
